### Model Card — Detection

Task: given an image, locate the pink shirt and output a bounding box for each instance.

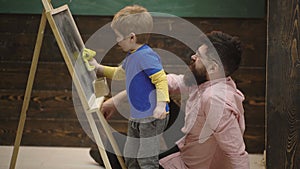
[160,74,249,169]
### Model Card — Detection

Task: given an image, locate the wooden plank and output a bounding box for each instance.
[0,118,129,146]
[0,62,70,90]
[0,14,266,67]
[244,97,265,126]
[0,32,62,62]
[0,14,41,33]
[0,110,264,154]
[0,116,264,154]
[0,62,266,93]
[0,119,94,146]
[232,68,266,97]
[267,0,300,168]
[0,90,75,119]
[1,28,265,67]
[244,125,265,153]
[0,89,264,122]
[184,18,267,67]
[0,66,265,120]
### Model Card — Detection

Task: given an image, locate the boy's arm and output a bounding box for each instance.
[149,69,170,102]
[89,58,125,80]
[149,70,170,119]
[101,65,125,80]
[84,48,125,80]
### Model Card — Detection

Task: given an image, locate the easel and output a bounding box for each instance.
[9,0,126,169]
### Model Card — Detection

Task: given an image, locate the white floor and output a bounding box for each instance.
[0,146,104,169]
[0,146,265,169]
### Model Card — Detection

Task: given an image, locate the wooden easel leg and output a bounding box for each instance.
[86,112,112,169]
[95,109,127,169]
[9,11,47,169]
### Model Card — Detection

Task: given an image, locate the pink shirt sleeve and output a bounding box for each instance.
[201,86,249,169]
[213,104,249,169]
[167,74,189,94]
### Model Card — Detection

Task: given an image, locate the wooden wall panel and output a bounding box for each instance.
[0,90,75,119]
[0,14,266,153]
[0,119,94,147]
[267,0,300,168]
[0,62,71,90]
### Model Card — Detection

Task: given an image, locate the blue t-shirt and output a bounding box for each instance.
[122,45,169,119]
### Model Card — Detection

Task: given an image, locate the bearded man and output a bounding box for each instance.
[159,31,249,169]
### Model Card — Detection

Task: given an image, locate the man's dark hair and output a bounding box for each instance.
[206,31,242,76]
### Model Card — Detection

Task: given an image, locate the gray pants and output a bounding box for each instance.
[124,116,169,169]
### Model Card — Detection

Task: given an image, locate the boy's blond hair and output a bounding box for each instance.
[111,5,153,43]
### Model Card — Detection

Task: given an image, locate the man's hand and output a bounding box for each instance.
[100,97,117,119]
[153,101,168,119]
[100,90,127,119]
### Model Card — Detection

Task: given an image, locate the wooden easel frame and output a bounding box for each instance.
[9,0,126,169]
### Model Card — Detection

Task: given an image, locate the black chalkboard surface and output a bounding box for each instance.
[0,0,266,18]
[51,5,97,107]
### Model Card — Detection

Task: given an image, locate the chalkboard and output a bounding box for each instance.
[50,5,97,108]
[0,0,266,18]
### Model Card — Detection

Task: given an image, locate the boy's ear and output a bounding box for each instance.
[129,32,136,39]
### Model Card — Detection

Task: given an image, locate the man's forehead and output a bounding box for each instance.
[197,44,208,55]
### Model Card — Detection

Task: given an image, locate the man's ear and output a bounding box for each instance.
[207,61,219,74]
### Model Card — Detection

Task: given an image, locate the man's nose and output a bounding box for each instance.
[191,54,197,61]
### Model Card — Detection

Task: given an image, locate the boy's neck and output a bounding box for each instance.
[130,43,144,53]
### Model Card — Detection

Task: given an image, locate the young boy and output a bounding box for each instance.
[89,5,170,169]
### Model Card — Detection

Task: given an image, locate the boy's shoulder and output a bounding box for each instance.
[136,47,160,60]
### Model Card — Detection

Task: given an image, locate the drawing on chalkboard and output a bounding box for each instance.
[53,10,82,62]
[52,7,97,105]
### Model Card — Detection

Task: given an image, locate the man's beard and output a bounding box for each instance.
[183,62,208,86]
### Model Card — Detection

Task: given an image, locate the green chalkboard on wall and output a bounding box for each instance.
[0,0,265,18]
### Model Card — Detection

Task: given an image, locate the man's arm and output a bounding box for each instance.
[100,90,127,119]
[167,74,188,94]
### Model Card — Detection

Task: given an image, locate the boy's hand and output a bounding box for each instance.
[153,101,168,119]
[82,48,96,60]
[88,58,104,77]
[82,48,96,71]
[88,58,99,68]
[82,48,104,76]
